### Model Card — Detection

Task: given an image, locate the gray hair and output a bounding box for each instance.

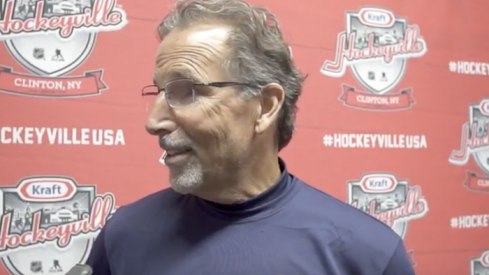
[157,0,306,150]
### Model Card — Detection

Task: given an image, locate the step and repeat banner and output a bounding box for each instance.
[0,0,488,274]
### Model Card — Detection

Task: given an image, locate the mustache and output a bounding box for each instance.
[159,134,194,150]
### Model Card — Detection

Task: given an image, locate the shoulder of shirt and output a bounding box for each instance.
[291,176,401,265]
[104,188,180,233]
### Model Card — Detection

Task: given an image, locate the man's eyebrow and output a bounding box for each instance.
[155,71,200,84]
[171,70,195,79]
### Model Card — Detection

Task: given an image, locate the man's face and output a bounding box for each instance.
[147,24,260,195]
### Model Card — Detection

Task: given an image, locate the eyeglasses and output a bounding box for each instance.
[142,78,258,108]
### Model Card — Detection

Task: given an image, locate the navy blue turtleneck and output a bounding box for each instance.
[86,160,415,275]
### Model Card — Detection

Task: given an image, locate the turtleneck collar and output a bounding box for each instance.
[193,158,301,222]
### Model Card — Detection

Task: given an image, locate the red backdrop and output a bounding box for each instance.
[0,0,488,274]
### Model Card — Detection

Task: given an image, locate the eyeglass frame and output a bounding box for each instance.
[141,78,261,108]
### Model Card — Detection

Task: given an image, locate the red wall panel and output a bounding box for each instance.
[0,0,488,274]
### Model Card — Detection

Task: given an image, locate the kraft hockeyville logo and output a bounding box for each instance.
[0,0,128,98]
[320,7,427,111]
[0,176,116,275]
[347,173,428,266]
[449,98,489,193]
[471,250,489,274]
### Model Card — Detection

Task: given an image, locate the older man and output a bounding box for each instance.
[86,0,415,274]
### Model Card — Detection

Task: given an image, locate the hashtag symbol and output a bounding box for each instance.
[323,135,333,147]
[449,61,457,73]
[450,217,459,228]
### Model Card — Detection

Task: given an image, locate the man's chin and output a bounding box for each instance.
[166,159,203,194]
[168,172,203,195]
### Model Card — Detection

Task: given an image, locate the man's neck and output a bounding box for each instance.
[196,154,282,204]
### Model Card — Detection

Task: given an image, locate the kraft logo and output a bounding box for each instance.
[359,174,397,193]
[18,177,76,202]
[358,8,395,27]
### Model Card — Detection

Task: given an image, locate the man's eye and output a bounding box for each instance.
[166,80,195,105]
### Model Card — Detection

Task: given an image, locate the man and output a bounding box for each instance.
[86,0,415,274]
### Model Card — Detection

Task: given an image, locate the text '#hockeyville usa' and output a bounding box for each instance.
[0,127,125,146]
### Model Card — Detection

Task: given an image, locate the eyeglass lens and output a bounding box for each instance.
[166,79,195,107]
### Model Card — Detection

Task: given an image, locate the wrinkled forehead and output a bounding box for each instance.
[154,24,232,84]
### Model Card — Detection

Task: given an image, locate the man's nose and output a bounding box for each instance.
[145,96,177,136]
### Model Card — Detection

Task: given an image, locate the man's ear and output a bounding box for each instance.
[255,83,285,134]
